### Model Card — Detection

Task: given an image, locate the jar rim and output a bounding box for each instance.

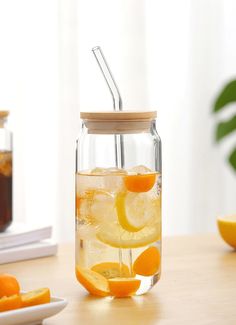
[80,110,157,121]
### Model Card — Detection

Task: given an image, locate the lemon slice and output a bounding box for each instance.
[116,192,160,232]
[96,221,161,248]
[217,215,236,249]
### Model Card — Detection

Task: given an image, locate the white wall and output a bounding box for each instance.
[0,0,235,241]
[0,0,59,233]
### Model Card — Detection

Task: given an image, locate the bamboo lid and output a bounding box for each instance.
[0,111,9,118]
[80,111,157,121]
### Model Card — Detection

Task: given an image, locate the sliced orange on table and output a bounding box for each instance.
[124,174,156,193]
[108,278,141,297]
[21,288,50,308]
[76,266,109,297]
[133,246,161,276]
[91,262,130,279]
[0,295,22,312]
[217,215,236,249]
[0,274,20,298]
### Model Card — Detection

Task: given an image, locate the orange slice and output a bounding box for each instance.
[76,266,109,297]
[124,174,156,193]
[108,278,141,297]
[217,215,236,249]
[0,294,22,312]
[21,288,50,308]
[133,246,161,276]
[91,262,131,279]
[0,274,20,298]
[116,192,160,232]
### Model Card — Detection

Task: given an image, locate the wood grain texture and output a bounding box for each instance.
[1,234,236,325]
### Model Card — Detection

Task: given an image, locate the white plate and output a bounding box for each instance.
[0,295,67,325]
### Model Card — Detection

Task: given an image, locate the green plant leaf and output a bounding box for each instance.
[228,147,236,171]
[215,115,236,141]
[214,80,236,112]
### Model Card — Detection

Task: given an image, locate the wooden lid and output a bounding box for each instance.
[80,111,157,121]
[0,111,9,118]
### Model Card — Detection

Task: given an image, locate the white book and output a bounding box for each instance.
[0,223,52,250]
[0,240,57,264]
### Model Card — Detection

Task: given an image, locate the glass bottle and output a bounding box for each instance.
[75,111,161,297]
[0,111,13,232]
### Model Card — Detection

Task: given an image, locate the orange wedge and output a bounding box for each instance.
[21,288,50,308]
[108,278,141,297]
[76,266,109,297]
[91,262,131,279]
[0,294,22,312]
[133,246,161,276]
[124,174,156,193]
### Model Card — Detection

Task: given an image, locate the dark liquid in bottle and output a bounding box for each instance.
[0,151,12,232]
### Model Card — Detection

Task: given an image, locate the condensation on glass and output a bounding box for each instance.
[75,111,161,296]
[0,111,13,232]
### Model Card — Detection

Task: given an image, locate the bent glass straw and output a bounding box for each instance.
[92,46,124,168]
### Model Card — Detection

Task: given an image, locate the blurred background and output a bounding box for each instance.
[0,0,235,241]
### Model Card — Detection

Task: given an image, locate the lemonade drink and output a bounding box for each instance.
[75,166,161,297]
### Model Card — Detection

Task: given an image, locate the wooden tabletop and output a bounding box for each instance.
[1,234,236,325]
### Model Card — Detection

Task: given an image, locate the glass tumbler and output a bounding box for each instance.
[75,111,161,297]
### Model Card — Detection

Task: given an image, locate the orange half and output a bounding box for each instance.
[133,246,161,276]
[124,174,156,193]
[0,274,20,298]
[108,278,141,297]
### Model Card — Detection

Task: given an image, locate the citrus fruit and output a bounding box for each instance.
[0,294,22,312]
[217,215,236,249]
[97,221,161,248]
[21,288,51,308]
[133,246,161,276]
[116,192,160,232]
[91,262,131,279]
[75,266,109,297]
[108,278,141,297]
[124,174,156,193]
[0,274,20,298]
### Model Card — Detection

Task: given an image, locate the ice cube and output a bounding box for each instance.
[78,189,117,225]
[76,173,104,195]
[128,165,153,175]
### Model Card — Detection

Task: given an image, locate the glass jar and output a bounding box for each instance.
[0,111,13,232]
[75,111,161,297]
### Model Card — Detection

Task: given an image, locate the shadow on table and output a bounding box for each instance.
[78,292,162,324]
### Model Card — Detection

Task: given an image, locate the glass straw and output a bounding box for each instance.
[92,46,124,168]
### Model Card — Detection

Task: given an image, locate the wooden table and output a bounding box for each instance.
[1,234,236,324]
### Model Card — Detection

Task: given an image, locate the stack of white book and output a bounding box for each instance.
[0,223,57,264]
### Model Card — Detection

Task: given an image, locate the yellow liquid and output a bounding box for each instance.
[75,167,161,296]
